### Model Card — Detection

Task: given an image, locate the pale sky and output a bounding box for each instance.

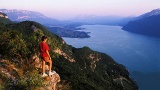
[0,0,160,20]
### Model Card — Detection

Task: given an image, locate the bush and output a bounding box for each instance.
[6,70,43,90]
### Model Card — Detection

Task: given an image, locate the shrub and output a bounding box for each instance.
[6,70,43,90]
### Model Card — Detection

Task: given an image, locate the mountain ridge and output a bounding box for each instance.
[122,8,160,37]
[0,9,93,38]
[138,8,160,19]
[0,9,60,25]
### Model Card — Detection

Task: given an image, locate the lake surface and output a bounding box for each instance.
[63,25,160,90]
[63,25,160,73]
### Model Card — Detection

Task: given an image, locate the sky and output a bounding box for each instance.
[0,0,160,20]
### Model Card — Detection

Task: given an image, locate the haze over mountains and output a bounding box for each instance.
[1,8,160,37]
[0,9,60,25]
[0,9,133,26]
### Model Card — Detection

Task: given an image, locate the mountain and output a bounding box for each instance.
[122,8,160,37]
[71,15,131,26]
[0,16,138,89]
[0,9,92,38]
[0,12,11,23]
[0,9,136,38]
[138,8,160,19]
[0,9,136,26]
[0,9,60,25]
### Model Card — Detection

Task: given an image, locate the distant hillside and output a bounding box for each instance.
[0,9,60,25]
[138,8,160,19]
[0,17,138,89]
[71,15,134,26]
[122,8,160,37]
[0,9,92,38]
[46,22,90,38]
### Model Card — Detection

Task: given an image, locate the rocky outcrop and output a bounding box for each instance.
[54,48,75,62]
[0,55,60,90]
[32,55,61,90]
[39,73,60,90]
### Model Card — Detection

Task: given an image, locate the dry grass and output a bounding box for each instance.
[17,68,24,77]
[7,64,15,71]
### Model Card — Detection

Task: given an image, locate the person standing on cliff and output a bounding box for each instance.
[39,36,54,77]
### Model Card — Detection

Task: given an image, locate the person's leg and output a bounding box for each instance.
[42,59,48,77]
[42,60,45,74]
[48,58,56,75]
[48,59,52,72]
[43,57,51,71]
[43,57,55,75]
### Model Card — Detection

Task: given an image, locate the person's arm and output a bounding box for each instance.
[46,50,51,60]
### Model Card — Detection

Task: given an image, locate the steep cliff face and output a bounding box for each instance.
[0,19,138,90]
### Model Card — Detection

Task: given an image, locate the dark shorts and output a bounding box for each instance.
[42,57,50,62]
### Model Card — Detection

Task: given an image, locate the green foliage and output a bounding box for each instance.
[0,21,63,60]
[58,80,72,90]
[6,70,43,90]
[0,30,28,59]
[53,46,138,90]
[0,17,11,24]
[0,70,9,89]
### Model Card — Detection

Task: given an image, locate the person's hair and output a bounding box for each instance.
[41,36,47,41]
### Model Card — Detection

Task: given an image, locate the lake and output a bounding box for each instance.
[63,25,160,72]
[63,25,160,90]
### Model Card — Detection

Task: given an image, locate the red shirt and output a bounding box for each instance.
[39,42,50,58]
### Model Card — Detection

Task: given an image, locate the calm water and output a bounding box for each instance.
[63,25,160,73]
